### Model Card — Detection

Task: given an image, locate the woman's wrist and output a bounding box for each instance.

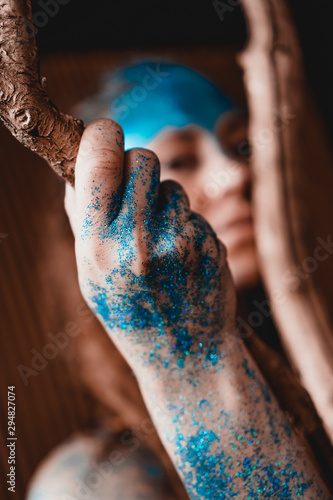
[127,323,243,392]
[107,321,239,381]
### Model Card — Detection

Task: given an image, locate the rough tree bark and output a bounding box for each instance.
[239,0,333,442]
[0,0,83,185]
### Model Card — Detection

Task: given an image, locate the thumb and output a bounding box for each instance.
[64,183,77,237]
[75,119,124,245]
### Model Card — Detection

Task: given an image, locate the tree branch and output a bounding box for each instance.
[0,0,83,185]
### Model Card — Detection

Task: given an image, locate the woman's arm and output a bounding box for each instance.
[66,118,331,499]
[139,336,327,499]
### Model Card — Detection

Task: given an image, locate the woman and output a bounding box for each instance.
[27,62,332,499]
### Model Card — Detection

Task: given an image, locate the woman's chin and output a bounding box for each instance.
[226,242,260,292]
[217,221,254,251]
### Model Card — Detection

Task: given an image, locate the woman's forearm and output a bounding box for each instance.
[132,328,330,500]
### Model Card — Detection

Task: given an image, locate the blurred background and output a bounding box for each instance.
[31,0,333,139]
[1,0,333,497]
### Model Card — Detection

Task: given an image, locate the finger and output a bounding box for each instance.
[64,184,77,237]
[158,180,191,227]
[119,148,160,227]
[154,181,194,257]
[189,212,227,262]
[75,119,124,242]
[189,212,217,239]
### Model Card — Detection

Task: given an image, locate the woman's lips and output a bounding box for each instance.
[215,216,254,248]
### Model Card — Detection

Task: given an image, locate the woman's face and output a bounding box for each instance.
[148,111,259,291]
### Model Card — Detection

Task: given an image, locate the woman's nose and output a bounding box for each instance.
[189,153,251,213]
[221,158,252,200]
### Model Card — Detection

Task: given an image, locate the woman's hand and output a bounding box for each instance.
[65,119,330,500]
[65,118,236,374]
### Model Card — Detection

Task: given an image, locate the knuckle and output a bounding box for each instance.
[160,180,190,211]
[86,152,121,173]
[184,221,196,241]
[161,179,183,193]
[78,119,124,162]
[76,155,122,188]
[88,118,124,138]
[108,118,124,137]
[217,239,227,261]
[127,147,159,163]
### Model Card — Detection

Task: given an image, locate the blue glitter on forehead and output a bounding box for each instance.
[107,62,235,149]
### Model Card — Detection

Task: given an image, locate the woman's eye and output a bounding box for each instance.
[166,154,198,170]
[224,139,251,159]
[216,112,250,161]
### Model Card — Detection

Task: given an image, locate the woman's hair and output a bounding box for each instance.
[75,60,234,149]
